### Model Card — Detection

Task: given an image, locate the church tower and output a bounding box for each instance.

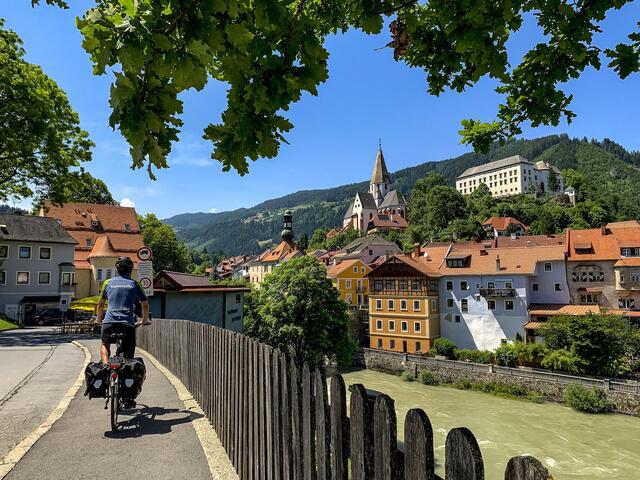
[369,143,391,207]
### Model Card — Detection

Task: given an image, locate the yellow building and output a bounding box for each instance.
[365,253,444,354]
[326,259,370,308]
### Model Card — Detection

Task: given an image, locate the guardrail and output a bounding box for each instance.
[362,348,640,395]
[139,320,552,480]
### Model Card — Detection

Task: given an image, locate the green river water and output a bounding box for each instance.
[341,369,640,479]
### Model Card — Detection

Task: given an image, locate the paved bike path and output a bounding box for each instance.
[6,339,212,480]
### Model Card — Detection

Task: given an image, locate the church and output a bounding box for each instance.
[343,145,408,234]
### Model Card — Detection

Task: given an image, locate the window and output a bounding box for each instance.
[376,320,383,330]
[400,300,408,311]
[399,279,408,291]
[622,247,632,257]
[633,273,640,283]
[39,247,52,260]
[16,272,29,285]
[62,272,74,286]
[532,283,539,292]
[0,271,5,285]
[390,339,395,349]
[554,283,562,292]
[414,322,421,333]
[388,300,395,311]
[86,238,93,247]
[415,342,422,352]
[412,279,421,291]
[446,258,467,268]
[0,245,7,258]
[353,266,358,273]
[447,298,454,309]
[388,320,395,331]
[38,272,50,284]
[235,294,241,303]
[19,246,31,259]
[581,294,599,304]
[446,281,453,291]
[505,300,514,310]
[97,269,104,281]
[619,298,636,309]
[488,300,496,310]
[376,299,382,311]
[413,300,420,311]
[431,299,437,311]
[106,269,113,279]
[374,280,383,291]
[345,280,352,289]
[487,281,495,289]
[461,299,468,312]
[620,272,625,283]
[345,294,352,304]
[385,280,395,291]
[454,315,461,323]
[401,321,408,332]
[377,339,383,348]
[544,262,552,272]
[505,282,513,289]
[124,223,131,232]
[460,281,469,291]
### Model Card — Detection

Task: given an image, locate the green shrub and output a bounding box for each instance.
[433,337,457,358]
[527,392,545,404]
[400,369,415,382]
[513,342,547,367]
[455,348,493,364]
[417,370,439,385]
[454,378,473,390]
[563,384,614,413]
[494,343,518,367]
[541,348,584,374]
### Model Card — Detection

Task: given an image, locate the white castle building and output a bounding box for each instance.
[456,155,563,198]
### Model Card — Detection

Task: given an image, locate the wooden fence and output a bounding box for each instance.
[138,320,552,480]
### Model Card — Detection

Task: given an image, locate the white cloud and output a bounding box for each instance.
[168,138,214,168]
[120,197,135,208]
[209,208,218,213]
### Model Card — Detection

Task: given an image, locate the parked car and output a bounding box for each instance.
[29,308,63,326]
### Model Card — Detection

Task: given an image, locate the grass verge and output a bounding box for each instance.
[0,318,20,331]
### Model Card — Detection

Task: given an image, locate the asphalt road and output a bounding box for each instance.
[1,332,213,480]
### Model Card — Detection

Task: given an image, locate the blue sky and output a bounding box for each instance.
[3,1,640,218]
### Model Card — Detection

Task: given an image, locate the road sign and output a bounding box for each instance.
[137,246,153,262]
[137,260,154,297]
[59,296,69,312]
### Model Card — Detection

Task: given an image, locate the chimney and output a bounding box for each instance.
[496,254,501,272]
[412,243,420,258]
[511,232,517,240]
[480,249,488,256]
[601,224,608,236]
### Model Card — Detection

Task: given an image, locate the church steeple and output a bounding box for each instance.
[370,142,391,207]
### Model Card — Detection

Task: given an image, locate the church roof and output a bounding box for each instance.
[371,147,391,184]
[378,190,406,208]
[356,192,378,209]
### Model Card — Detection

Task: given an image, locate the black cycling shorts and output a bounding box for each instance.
[101,323,136,359]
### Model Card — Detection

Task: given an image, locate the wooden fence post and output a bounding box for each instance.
[404,409,435,480]
[374,394,403,480]
[445,427,484,480]
[349,384,373,480]
[314,368,331,480]
[280,353,293,480]
[330,375,348,480]
[504,456,550,480]
[302,363,316,480]
[290,360,303,480]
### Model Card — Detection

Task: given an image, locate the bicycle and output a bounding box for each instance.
[105,323,147,432]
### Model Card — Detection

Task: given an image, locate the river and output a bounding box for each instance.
[341,369,640,479]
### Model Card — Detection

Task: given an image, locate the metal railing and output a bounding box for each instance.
[479,288,516,298]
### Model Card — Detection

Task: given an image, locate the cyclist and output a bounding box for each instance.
[95,256,150,364]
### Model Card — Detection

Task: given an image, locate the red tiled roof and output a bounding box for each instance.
[567,225,640,261]
[42,202,140,232]
[87,235,118,258]
[483,216,527,231]
[369,214,408,229]
[260,240,299,263]
[326,259,366,277]
[529,304,640,318]
[495,234,565,248]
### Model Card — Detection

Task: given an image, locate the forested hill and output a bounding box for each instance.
[164,134,640,255]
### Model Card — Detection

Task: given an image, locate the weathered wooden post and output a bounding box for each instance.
[349,384,374,480]
[403,409,435,480]
[330,375,349,480]
[374,394,403,480]
[290,360,303,480]
[302,363,316,480]
[504,456,551,480]
[315,369,331,480]
[444,427,484,480]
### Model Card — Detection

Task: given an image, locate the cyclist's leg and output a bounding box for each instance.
[122,325,136,359]
[100,323,113,363]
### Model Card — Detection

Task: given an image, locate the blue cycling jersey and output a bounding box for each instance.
[99,275,147,326]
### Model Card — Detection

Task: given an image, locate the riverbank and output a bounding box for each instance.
[357,348,640,415]
[341,368,640,480]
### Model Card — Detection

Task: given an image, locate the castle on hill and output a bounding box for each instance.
[342,145,407,234]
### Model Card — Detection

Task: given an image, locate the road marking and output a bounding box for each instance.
[0,341,91,479]
[138,348,238,480]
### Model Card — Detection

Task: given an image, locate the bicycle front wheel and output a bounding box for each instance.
[110,378,119,432]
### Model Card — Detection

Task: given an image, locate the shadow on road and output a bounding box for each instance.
[104,404,204,439]
[0,328,95,347]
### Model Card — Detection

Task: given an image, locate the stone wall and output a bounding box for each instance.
[356,349,640,416]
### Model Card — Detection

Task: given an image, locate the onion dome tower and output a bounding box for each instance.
[281,210,294,243]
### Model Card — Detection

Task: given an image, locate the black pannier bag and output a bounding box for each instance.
[84,362,109,399]
[120,357,146,399]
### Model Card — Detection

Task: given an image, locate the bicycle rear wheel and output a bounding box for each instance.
[110,378,119,432]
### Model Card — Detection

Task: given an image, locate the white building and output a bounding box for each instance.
[456,155,563,198]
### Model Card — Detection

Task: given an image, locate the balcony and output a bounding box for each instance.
[479,288,516,298]
[356,286,368,293]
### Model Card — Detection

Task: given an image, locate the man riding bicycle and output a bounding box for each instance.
[95,257,150,364]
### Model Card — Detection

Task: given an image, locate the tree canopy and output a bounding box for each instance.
[0,19,93,204]
[33,171,117,213]
[139,213,193,272]
[244,255,355,367]
[26,1,638,177]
